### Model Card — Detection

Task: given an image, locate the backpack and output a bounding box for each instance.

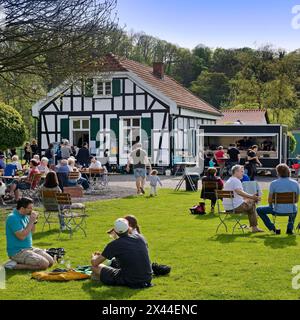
[46,248,66,261]
[190,202,206,215]
[152,263,171,276]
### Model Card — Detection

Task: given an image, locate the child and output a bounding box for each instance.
[148,170,162,197]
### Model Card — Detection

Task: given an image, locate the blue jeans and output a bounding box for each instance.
[78,177,89,190]
[257,205,297,232]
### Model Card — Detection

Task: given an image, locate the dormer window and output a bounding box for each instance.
[96,80,112,96]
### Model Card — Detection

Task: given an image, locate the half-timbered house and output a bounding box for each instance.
[32,53,222,168]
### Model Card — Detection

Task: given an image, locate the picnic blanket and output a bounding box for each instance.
[32,267,92,282]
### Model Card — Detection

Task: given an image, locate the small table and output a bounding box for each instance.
[174,162,197,176]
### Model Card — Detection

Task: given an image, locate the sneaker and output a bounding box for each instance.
[287,230,295,235]
[251,227,264,233]
[140,187,145,194]
[211,207,215,214]
[4,260,17,270]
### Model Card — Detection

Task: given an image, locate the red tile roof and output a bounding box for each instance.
[92,54,222,116]
[217,110,269,125]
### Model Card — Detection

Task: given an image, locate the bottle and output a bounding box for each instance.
[0,265,5,289]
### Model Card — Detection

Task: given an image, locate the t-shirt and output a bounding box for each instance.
[61,146,72,159]
[148,175,162,187]
[269,178,300,214]
[227,148,240,162]
[223,177,244,211]
[89,161,102,169]
[102,234,152,286]
[27,168,40,189]
[215,150,225,164]
[4,163,17,176]
[0,159,6,170]
[6,209,32,257]
[130,149,148,169]
[247,150,257,164]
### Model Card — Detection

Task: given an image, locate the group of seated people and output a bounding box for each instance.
[201,163,299,234]
[5,197,153,288]
[0,155,105,203]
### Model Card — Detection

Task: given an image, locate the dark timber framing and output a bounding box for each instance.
[37,75,217,168]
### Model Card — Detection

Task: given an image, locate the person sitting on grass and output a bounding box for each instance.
[257,164,300,235]
[223,165,263,233]
[91,218,152,289]
[201,167,224,214]
[5,197,54,270]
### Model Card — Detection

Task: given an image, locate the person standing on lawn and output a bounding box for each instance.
[257,164,300,235]
[5,197,54,270]
[223,165,263,233]
[214,146,227,178]
[126,143,151,195]
[91,218,152,288]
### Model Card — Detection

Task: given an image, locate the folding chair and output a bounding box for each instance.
[215,190,245,234]
[41,190,60,231]
[22,173,43,204]
[88,168,108,192]
[68,171,80,181]
[55,193,88,238]
[202,181,218,200]
[272,192,298,232]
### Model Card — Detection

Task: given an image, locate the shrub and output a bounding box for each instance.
[0,102,27,150]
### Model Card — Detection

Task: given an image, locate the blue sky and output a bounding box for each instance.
[116,0,300,51]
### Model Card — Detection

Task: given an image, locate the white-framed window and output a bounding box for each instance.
[95,80,112,96]
[120,117,141,154]
[70,117,90,147]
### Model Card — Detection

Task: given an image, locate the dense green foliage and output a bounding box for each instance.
[1,189,300,300]
[0,102,26,150]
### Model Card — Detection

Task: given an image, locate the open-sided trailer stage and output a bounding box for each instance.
[200,124,289,176]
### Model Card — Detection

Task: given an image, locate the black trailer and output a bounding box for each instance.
[200,124,288,174]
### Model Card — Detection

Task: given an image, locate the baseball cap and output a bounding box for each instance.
[114,218,129,235]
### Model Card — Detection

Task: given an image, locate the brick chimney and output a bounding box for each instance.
[153,62,165,79]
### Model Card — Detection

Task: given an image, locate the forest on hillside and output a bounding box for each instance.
[0,0,299,138]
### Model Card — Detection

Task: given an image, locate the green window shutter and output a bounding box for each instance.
[112,79,121,97]
[91,118,100,148]
[141,118,152,157]
[60,119,69,140]
[110,118,119,156]
[85,78,94,97]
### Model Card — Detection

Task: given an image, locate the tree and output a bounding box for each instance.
[191,71,230,108]
[0,0,118,90]
[0,102,26,150]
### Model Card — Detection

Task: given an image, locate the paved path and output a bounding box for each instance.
[108,174,276,191]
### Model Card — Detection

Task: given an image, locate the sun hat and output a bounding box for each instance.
[114,218,129,234]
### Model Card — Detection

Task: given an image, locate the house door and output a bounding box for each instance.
[71,118,90,148]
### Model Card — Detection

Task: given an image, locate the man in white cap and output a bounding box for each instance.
[91,218,152,288]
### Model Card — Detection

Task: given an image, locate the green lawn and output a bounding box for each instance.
[1,189,300,300]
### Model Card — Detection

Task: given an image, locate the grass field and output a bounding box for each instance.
[1,189,300,300]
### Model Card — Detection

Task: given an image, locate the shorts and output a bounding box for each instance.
[100,266,126,286]
[11,248,53,266]
[134,168,146,179]
[16,181,30,190]
[100,266,152,289]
